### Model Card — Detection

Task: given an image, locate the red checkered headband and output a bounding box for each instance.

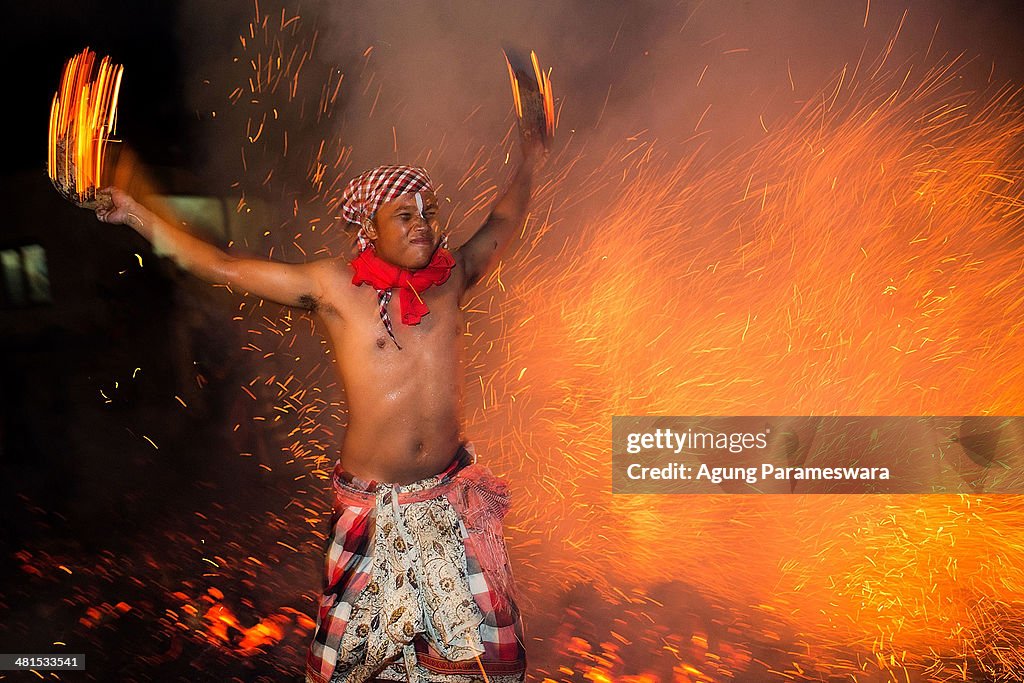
[340,165,436,251]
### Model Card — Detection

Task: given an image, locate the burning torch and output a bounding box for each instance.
[47,47,123,210]
[503,47,555,151]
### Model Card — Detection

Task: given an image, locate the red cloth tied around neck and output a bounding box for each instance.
[350,246,456,324]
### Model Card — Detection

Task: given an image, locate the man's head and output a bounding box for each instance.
[340,165,442,270]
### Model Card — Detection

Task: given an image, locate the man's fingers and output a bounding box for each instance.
[94,192,114,212]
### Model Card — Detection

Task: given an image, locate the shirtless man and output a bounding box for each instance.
[96,131,546,682]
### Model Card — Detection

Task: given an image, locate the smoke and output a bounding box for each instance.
[159,1,1024,678]
[172,0,1024,222]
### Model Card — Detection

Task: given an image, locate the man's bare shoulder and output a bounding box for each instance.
[302,255,359,317]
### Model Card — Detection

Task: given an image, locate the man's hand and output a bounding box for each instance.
[521,126,550,172]
[94,186,144,229]
[516,78,552,172]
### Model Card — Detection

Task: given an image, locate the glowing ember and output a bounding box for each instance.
[47,47,123,208]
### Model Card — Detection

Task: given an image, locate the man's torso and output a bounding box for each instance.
[314,253,469,484]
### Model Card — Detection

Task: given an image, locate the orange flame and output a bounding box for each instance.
[504,49,555,142]
[203,603,287,654]
[47,47,123,207]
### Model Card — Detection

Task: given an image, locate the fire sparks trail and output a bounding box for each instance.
[47,47,123,208]
[223,28,1024,677]
[17,6,1024,683]
[481,51,1024,682]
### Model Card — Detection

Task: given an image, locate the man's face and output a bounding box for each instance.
[367,190,442,270]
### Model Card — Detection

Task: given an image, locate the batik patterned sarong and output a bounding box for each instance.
[306,443,526,683]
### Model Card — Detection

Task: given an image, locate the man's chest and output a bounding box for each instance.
[324,273,465,352]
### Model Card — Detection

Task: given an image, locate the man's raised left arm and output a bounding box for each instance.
[456,140,546,290]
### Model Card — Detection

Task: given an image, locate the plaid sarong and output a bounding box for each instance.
[306,443,526,683]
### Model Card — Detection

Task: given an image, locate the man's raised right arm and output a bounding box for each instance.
[95,187,334,312]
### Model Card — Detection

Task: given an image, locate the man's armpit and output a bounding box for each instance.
[298,293,337,316]
[297,293,320,312]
